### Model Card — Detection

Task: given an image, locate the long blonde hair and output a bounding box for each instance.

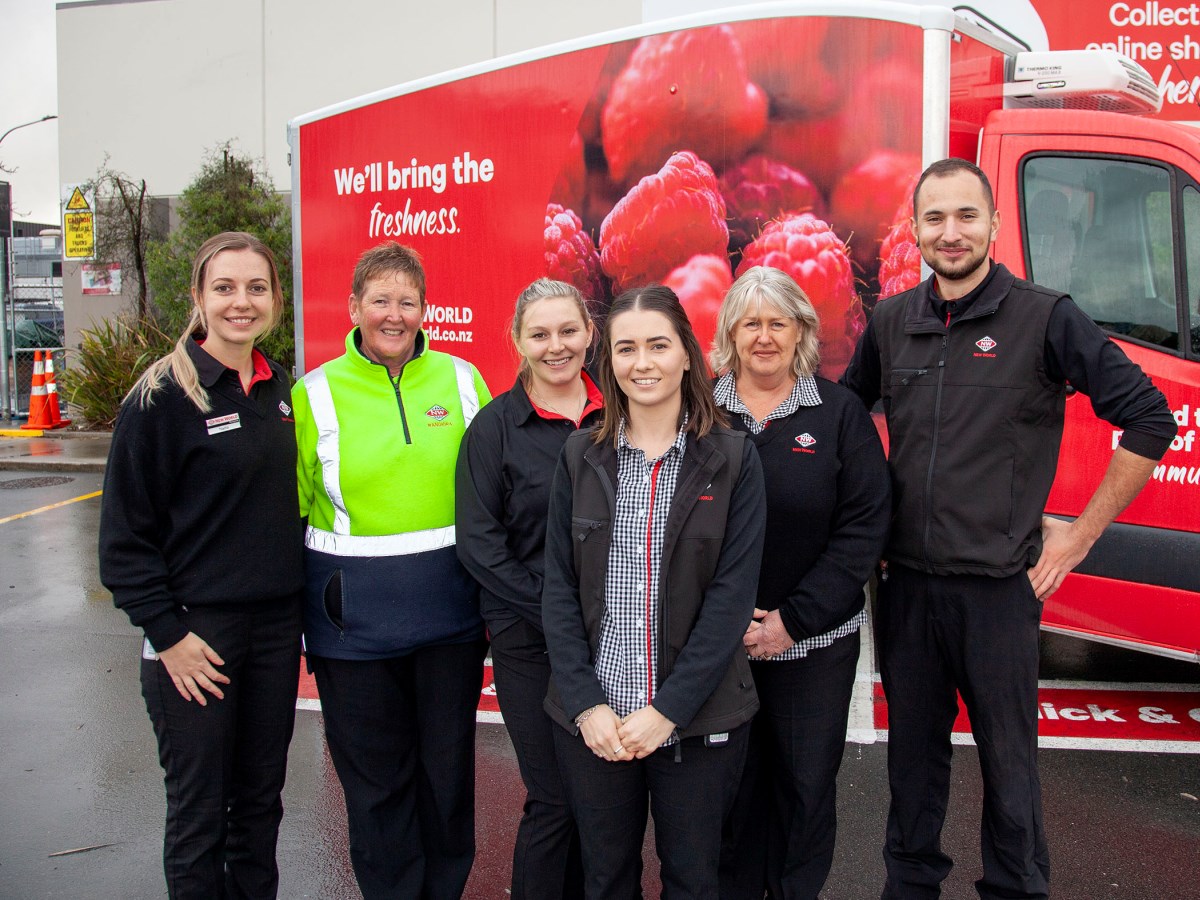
[131,232,284,412]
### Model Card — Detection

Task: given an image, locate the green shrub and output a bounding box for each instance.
[59,316,172,429]
[147,144,294,370]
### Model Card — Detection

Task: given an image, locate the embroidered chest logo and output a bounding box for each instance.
[278,400,292,416]
[426,405,450,422]
[974,336,998,358]
[793,432,816,454]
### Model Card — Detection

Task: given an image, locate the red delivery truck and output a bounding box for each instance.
[288,2,1199,662]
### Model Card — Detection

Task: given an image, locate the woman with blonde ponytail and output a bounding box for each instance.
[100,232,305,899]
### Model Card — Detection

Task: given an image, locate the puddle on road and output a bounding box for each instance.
[0,476,76,489]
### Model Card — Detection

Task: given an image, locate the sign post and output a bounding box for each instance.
[0,181,10,416]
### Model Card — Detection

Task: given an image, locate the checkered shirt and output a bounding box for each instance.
[595,421,687,733]
[713,370,822,434]
[713,372,866,661]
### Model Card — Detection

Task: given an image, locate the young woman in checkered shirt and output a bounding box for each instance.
[541,284,767,898]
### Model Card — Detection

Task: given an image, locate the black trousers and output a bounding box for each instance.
[310,638,487,900]
[490,617,584,899]
[877,565,1049,900]
[141,596,302,900]
[720,630,860,900]
[554,721,749,900]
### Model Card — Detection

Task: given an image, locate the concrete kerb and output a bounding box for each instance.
[0,420,111,473]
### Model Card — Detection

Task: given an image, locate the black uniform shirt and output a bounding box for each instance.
[99,339,305,651]
[455,374,602,636]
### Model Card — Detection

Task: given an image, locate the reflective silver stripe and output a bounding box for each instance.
[302,368,351,534]
[305,523,457,557]
[453,356,479,428]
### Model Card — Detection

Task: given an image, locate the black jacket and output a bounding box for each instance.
[455,377,603,636]
[841,263,1175,576]
[541,426,766,739]
[99,340,305,650]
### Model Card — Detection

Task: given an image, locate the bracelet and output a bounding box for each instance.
[575,705,601,725]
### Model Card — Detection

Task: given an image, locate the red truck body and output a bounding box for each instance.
[289,3,1199,661]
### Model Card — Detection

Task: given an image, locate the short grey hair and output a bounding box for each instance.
[711,266,821,378]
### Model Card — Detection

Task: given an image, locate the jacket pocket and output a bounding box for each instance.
[890,367,929,387]
[571,516,608,543]
[323,569,345,632]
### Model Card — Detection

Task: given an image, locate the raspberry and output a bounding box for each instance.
[599,151,729,294]
[730,18,839,117]
[830,151,920,273]
[663,254,734,363]
[550,131,587,215]
[878,203,921,299]
[578,43,637,146]
[761,53,922,199]
[545,203,607,304]
[736,214,864,380]
[602,26,767,186]
[759,115,844,197]
[837,58,922,163]
[720,154,823,252]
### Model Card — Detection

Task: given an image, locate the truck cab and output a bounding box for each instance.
[983,109,1200,660]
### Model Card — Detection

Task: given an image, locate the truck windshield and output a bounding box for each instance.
[1023,156,1180,351]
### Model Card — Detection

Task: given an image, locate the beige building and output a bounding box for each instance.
[56,0,643,348]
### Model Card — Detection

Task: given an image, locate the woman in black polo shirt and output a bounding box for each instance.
[456,277,602,899]
[541,284,766,898]
[714,266,890,900]
[100,232,304,900]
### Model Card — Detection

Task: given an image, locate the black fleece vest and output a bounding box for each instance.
[874,265,1066,576]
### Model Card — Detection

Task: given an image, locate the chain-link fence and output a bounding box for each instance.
[7,277,66,418]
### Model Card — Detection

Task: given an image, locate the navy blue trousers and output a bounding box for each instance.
[878,566,1049,900]
[720,630,860,900]
[141,595,302,900]
[311,638,487,900]
[554,721,749,900]
[490,617,584,899]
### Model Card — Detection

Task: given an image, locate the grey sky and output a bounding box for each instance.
[1,0,60,226]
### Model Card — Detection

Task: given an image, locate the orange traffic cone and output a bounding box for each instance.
[21,350,50,430]
[42,352,71,429]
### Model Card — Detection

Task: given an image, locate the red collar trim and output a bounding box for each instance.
[247,348,273,387]
[530,371,604,424]
[196,341,273,387]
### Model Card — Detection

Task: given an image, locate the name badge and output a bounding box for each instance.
[206,412,241,435]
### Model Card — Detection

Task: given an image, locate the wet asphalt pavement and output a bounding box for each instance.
[0,445,1197,899]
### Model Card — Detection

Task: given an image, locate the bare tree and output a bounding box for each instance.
[83,158,156,321]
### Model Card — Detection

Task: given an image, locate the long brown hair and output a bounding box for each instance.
[594,284,726,446]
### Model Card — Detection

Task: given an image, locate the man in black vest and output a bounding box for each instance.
[840,158,1176,900]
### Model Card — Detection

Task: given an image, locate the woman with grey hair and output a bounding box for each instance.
[714,266,891,900]
[455,277,603,899]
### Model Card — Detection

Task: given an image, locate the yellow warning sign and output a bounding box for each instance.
[64,212,95,260]
[65,187,91,211]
